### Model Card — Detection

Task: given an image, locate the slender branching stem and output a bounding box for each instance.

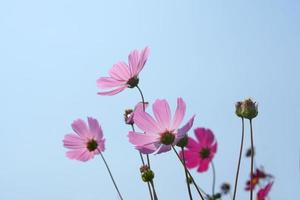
[99,152,123,200]
[233,118,245,200]
[172,146,206,200]
[136,85,157,199]
[249,119,254,200]
[211,161,216,197]
[181,147,193,200]
[131,124,153,200]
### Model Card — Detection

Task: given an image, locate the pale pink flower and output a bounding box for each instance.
[97,47,150,96]
[180,128,217,172]
[63,117,105,162]
[128,97,195,154]
[257,182,273,200]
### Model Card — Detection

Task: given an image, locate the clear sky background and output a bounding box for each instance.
[0,0,299,199]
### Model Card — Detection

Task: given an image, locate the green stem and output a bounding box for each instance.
[172,146,206,200]
[232,118,244,200]
[249,119,254,200]
[181,147,193,200]
[131,124,153,200]
[211,161,216,197]
[99,152,123,200]
[136,85,157,199]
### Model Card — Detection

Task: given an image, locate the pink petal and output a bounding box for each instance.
[136,143,158,154]
[133,111,160,133]
[97,85,127,96]
[195,128,215,146]
[63,134,86,149]
[211,142,217,153]
[172,97,186,130]
[134,102,148,112]
[197,159,210,172]
[257,182,273,200]
[186,137,199,151]
[136,47,150,74]
[152,99,171,130]
[87,117,103,139]
[156,144,172,154]
[66,149,93,162]
[96,139,105,152]
[71,119,89,138]
[128,131,159,146]
[177,115,195,138]
[182,150,199,169]
[128,49,139,75]
[108,62,131,81]
[96,77,126,89]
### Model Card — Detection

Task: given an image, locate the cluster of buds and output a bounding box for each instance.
[140,165,154,182]
[235,98,258,119]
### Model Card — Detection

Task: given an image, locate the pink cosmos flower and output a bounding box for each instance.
[97,47,150,96]
[257,182,273,200]
[63,117,105,162]
[128,97,195,154]
[180,128,217,172]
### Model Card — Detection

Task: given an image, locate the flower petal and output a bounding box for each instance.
[108,62,131,81]
[71,119,89,138]
[87,117,103,139]
[136,47,150,74]
[197,159,210,172]
[96,77,126,89]
[156,144,171,154]
[195,128,215,145]
[134,111,160,133]
[177,115,195,138]
[128,131,159,146]
[63,134,86,149]
[172,97,186,130]
[97,85,127,96]
[152,99,172,130]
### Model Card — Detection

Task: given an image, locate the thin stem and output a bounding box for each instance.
[249,119,254,200]
[131,124,153,200]
[99,152,123,200]
[136,85,146,110]
[172,146,206,200]
[211,161,216,197]
[181,147,193,200]
[136,85,157,199]
[232,118,245,200]
[150,180,158,200]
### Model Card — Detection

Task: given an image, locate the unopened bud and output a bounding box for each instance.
[221,182,231,194]
[235,101,243,118]
[241,98,258,120]
[245,147,255,158]
[176,135,188,148]
[124,109,134,125]
[141,170,154,182]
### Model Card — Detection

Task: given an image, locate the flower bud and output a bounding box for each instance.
[140,165,154,182]
[141,170,154,182]
[241,98,258,119]
[220,182,231,194]
[124,109,134,125]
[235,101,243,118]
[245,147,255,158]
[176,135,188,148]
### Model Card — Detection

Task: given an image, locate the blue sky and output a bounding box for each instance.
[0,0,299,199]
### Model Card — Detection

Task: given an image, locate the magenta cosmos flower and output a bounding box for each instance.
[180,128,217,172]
[257,182,273,200]
[97,47,150,96]
[63,117,105,162]
[128,97,195,154]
